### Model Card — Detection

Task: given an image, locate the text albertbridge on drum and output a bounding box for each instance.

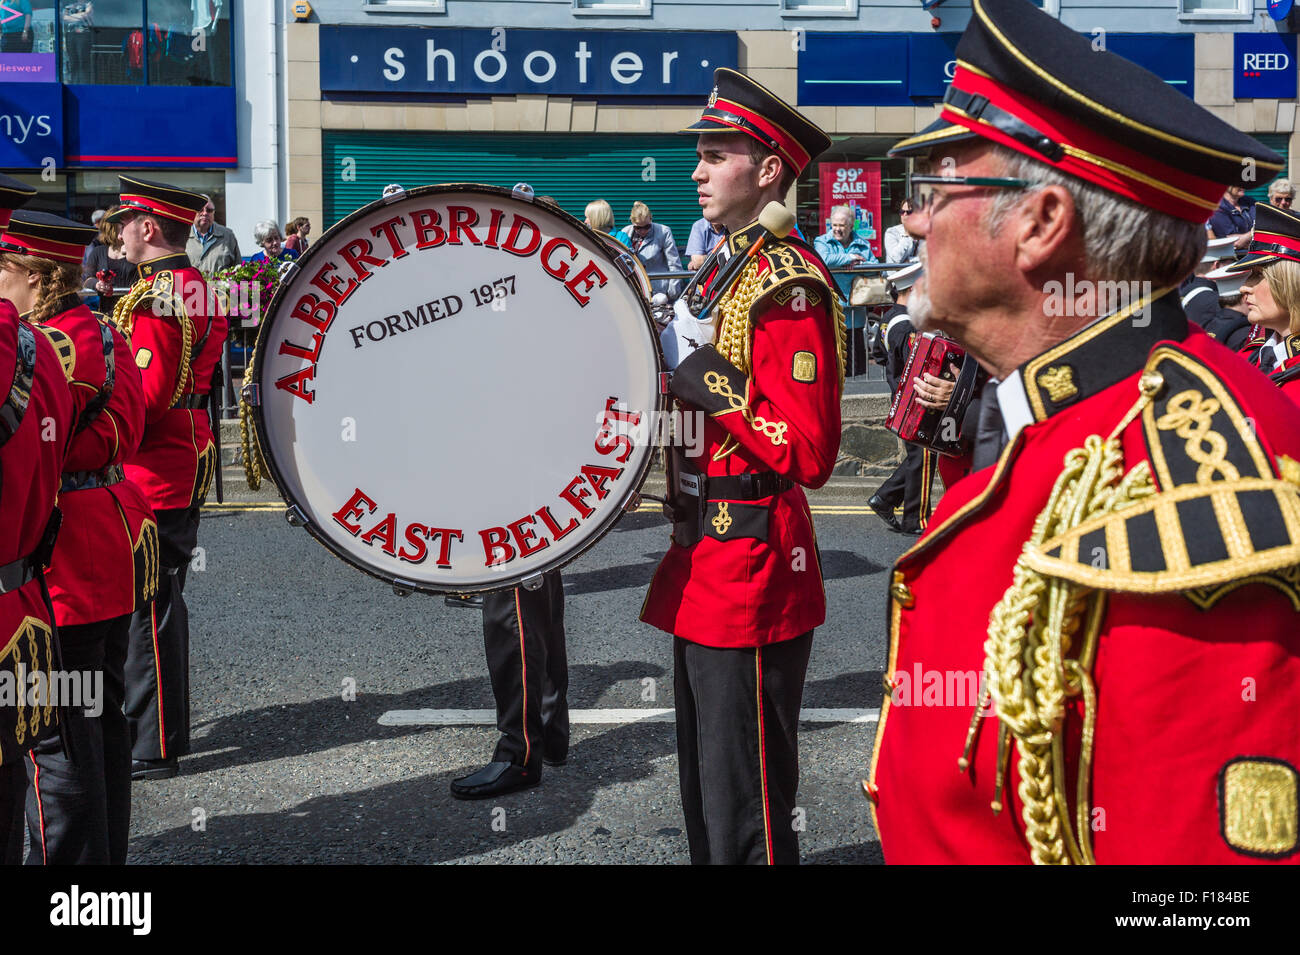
[273,202,612,404]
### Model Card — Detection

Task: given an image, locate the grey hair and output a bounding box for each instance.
[252,219,282,244]
[829,205,854,222]
[983,145,1205,289]
[1268,177,1294,199]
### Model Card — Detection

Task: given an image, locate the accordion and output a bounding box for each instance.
[885,332,981,457]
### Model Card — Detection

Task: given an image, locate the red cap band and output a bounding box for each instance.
[942,64,1224,222]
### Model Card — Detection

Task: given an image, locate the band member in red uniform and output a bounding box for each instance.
[0,177,74,864]
[642,69,842,864]
[107,176,222,781]
[1222,203,1300,402]
[867,0,1300,864]
[0,210,157,864]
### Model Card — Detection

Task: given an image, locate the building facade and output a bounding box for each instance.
[0,1,276,252]
[285,1,1300,253]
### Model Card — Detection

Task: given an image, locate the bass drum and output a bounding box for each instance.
[250,183,663,594]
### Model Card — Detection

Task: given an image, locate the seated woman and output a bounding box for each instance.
[248,219,300,264]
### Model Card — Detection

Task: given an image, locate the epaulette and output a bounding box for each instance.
[137,270,185,319]
[752,241,833,312]
[36,324,75,381]
[1021,344,1300,609]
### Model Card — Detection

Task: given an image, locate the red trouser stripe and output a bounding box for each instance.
[755,648,774,866]
[151,600,167,758]
[29,754,46,865]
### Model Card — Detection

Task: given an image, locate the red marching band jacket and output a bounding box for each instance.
[1268,334,1300,403]
[36,294,158,626]
[115,253,226,511]
[868,292,1300,864]
[0,305,75,763]
[641,226,844,649]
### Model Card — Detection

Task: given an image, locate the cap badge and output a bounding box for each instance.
[1219,758,1298,857]
[707,86,718,108]
[1038,365,1079,403]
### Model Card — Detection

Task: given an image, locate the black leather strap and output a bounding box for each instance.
[0,507,61,595]
[77,320,116,433]
[944,88,1065,162]
[172,392,209,410]
[705,471,793,500]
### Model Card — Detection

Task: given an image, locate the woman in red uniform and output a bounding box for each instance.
[1225,202,1300,400]
[0,210,157,864]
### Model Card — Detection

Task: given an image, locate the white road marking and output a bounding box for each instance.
[378,708,879,726]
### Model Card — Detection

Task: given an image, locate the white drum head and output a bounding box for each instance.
[253,184,663,593]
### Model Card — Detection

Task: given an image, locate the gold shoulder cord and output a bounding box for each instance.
[970,379,1161,864]
[112,277,194,408]
[239,338,269,490]
[714,258,848,390]
[110,279,150,341]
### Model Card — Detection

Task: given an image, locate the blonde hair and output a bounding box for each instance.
[585,199,615,233]
[629,201,651,225]
[0,252,81,323]
[98,205,123,250]
[1263,258,1300,336]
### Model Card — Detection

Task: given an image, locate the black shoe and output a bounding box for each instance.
[897,526,924,537]
[543,748,567,768]
[450,761,541,800]
[132,757,178,781]
[868,494,902,531]
[444,593,484,609]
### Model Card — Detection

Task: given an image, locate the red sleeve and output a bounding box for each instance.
[64,324,147,472]
[129,306,185,425]
[671,287,841,488]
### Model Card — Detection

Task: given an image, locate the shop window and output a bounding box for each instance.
[1179,0,1251,19]
[572,0,651,14]
[60,1,231,86]
[780,0,858,18]
[361,1,446,12]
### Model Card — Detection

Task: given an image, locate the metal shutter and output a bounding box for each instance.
[322,131,703,249]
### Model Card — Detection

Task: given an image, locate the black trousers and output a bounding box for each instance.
[674,631,813,865]
[126,506,199,761]
[0,762,24,866]
[482,570,567,768]
[875,442,937,532]
[25,616,131,865]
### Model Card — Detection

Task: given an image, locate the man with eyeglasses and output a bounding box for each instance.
[865,0,1300,865]
[186,197,241,275]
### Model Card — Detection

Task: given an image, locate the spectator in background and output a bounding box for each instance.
[584,199,630,248]
[621,201,682,296]
[814,205,877,298]
[1,1,32,53]
[883,197,922,264]
[815,206,877,375]
[81,205,135,313]
[283,216,311,253]
[248,220,299,264]
[1267,178,1295,210]
[1207,184,1255,249]
[187,195,241,274]
[685,216,727,271]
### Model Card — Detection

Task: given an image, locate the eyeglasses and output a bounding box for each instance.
[1274,197,1294,207]
[908,174,1035,215]
[899,207,915,216]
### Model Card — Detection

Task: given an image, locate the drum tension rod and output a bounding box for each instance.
[285,505,309,527]
[392,580,416,598]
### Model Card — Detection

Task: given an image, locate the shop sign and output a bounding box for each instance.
[818,161,882,260]
[320,27,737,99]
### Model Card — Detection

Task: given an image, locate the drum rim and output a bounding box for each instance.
[251,181,667,595]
